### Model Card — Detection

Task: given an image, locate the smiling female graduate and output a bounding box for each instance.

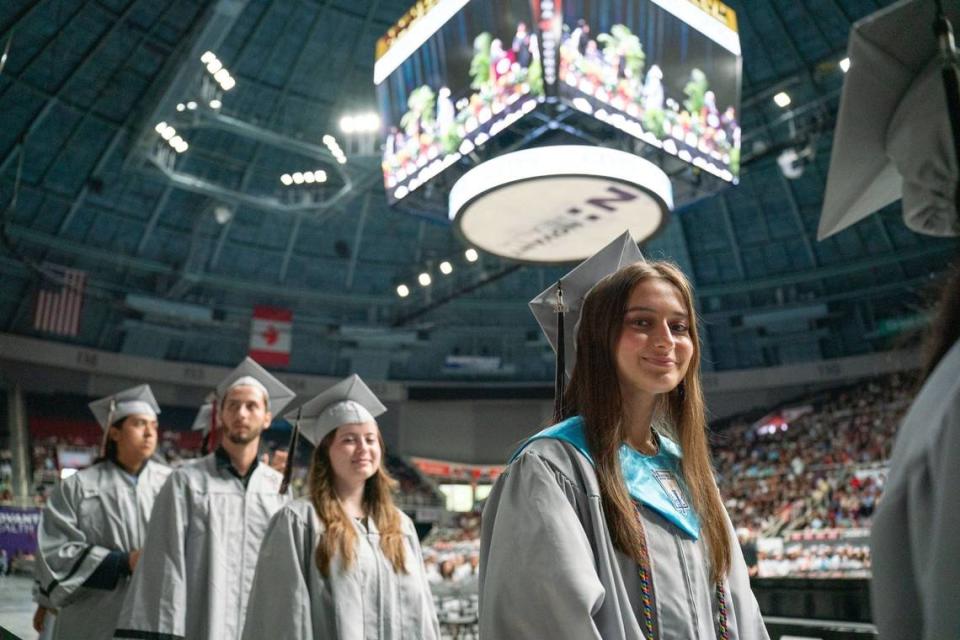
[241,374,440,640]
[36,385,171,640]
[478,232,768,640]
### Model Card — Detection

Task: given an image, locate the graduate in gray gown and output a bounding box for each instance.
[480,232,768,640]
[114,358,295,640]
[242,374,440,640]
[36,385,171,640]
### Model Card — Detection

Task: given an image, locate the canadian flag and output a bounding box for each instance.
[249,305,292,367]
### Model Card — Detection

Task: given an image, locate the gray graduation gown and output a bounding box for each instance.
[114,454,289,640]
[241,498,440,640]
[479,437,768,640]
[871,340,960,640]
[36,459,171,640]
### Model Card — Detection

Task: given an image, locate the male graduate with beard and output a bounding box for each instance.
[114,358,295,640]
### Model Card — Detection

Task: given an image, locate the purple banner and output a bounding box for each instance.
[0,506,41,560]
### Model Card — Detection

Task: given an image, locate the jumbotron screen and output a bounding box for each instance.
[554,0,742,182]
[376,0,543,204]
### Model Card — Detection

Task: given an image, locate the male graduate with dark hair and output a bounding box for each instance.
[37,385,170,640]
[114,358,295,640]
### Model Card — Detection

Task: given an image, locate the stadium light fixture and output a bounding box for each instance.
[839,57,850,73]
[465,248,479,262]
[773,92,791,108]
[439,261,453,275]
[396,284,410,297]
[418,272,432,286]
[280,174,293,186]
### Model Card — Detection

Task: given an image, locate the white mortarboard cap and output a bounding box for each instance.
[216,357,296,415]
[284,374,387,446]
[191,402,213,433]
[88,385,160,431]
[529,231,644,379]
[818,0,960,240]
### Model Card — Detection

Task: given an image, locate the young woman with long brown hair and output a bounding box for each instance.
[242,375,439,640]
[479,233,767,639]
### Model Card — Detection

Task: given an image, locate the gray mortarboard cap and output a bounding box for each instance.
[191,402,213,433]
[215,357,296,415]
[88,384,160,431]
[819,0,960,240]
[284,374,387,446]
[529,231,644,379]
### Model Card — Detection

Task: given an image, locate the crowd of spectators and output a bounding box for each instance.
[713,372,912,536]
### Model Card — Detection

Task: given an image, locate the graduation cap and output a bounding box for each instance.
[215,357,296,415]
[529,231,645,420]
[88,385,161,456]
[190,397,215,455]
[278,374,387,494]
[818,0,960,240]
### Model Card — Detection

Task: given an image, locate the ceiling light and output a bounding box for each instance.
[839,57,850,73]
[339,116,355,133]
[465,248,479,262]
[439,261,453,275]
[186,101,197,110]
[396,284,410,297]
[280,174,293,186]
[292,172,305,184]
[773,92,791,108]
[418,272,432,286]
[209,99,222,109]
[176,103,186,112]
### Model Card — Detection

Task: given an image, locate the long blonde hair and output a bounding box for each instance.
[559,261,731,583]
[309,428,408,577]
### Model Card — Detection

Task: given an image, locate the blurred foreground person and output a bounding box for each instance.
[242,375,439,640]
[36,385,170,640]
[815,1,960,637]
[114,358,294,640]
[479,232,768,639]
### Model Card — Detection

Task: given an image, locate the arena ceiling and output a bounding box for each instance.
[0,0,955,382]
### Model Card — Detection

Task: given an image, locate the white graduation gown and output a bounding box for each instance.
[114,454,289,640]
[479,437,769,640]
[871,339,960,640]
[36,459,171,640]
[241,498,440,640]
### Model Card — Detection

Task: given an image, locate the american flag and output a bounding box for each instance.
[33,265,86,337]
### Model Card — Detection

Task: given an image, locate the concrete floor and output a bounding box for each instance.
[0,575,40,640]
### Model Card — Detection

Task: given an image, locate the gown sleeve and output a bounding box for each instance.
[479,450,606,640]
[36,475,114,608]
[241,505,313,640]
[721,512,770,640]
[113,471,189,640]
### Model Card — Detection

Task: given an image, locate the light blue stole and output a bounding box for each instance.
[512,415,700,539]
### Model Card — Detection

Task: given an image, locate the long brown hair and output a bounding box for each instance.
[309,427,408,577]
[559,261,731,583]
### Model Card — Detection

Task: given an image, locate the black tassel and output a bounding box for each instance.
[279,408,302,495]
[554,282,565,423]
